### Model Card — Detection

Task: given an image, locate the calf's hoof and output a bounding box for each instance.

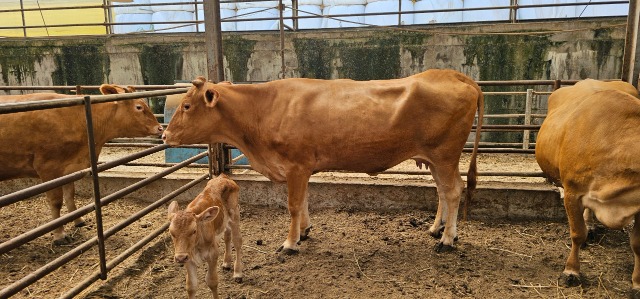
[299,226,313,241]
[429,226,445,239]
[222,265,232,272]
[234,276,243,283]
[559,272,582,287]
[74,221,86,228]
[434,242,455,253]
[276,245,299,256]
[53,235,73,246]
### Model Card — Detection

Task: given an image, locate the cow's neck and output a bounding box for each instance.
[89,103,122,151]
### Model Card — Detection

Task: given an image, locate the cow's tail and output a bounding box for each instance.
[463,85,484,221]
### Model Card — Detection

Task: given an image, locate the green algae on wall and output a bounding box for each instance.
[293,38,334,79]
[463,34,551,142]
[591,28,614,71]
[338,36,401,80]
[0,45,45,85]
[223,36,256,82]
[51,45,108,94]
[138,45,183,85]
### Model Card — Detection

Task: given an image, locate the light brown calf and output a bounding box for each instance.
[0,85,163,244]
[167,174,244,299]
[536,79,640,297]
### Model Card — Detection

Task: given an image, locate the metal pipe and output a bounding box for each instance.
[19,0,26,37]
[83,96,108,280]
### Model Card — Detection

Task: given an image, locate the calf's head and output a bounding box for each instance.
[167,201,219,263]
[162,76,227,146]
[99,84,164,137]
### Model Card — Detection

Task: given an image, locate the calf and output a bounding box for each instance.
[167,174,244,299]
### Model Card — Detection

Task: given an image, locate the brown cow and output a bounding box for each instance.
[0,86,163,244]
[535,79,640,296]
[167,174,244,299]
[162,69,484,254]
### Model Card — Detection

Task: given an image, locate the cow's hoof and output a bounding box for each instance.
[222,265,232,272]
[276,246,299,256]
[559,272,582,287]
[234,276,243,284]
[74,221,86,228]
[53,235,73,246]
[434,242,455,253]
[300,226,313,241]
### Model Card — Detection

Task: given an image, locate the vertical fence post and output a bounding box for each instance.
[398,0,402,26]
[279,0,286,79]
[510,0,518,23]
[19,0,27,37]
[523,89,533,149]
[103,0,112,34]
[83,96,108,280]
[293,0,299,30]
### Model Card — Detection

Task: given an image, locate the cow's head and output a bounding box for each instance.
[99,84,164,137]
[162,77,229,146]
[167,201,219,264]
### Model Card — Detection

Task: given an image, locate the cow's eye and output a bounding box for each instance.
[135,104,143,111]
[183,103,191,111]
[191,230,196,235]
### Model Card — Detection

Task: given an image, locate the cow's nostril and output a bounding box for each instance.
[175,254,188,263]
[162,132,167,141]
[158,126,164,132]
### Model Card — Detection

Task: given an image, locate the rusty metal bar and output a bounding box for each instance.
[0,149,203,256]
[279,0,286,79]
[0,88,189,115]
[0,85,185,91]
[83,96,108,280]
[19,0,26,37]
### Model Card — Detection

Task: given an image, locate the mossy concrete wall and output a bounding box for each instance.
[0,19,627,141]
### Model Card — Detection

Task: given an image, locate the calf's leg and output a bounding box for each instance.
[205,256,220,299]
[561,190,587,287]
[184,262,198,299]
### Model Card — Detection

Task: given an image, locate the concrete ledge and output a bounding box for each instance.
[0,171,564,221]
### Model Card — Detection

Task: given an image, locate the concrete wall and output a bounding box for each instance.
[0,19,626,88]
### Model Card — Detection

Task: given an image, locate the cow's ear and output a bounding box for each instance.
[197,206,220,222]
[204,88,220,108]
[167,201,179,220]
[99,84,121,95]
[125,86,136,93]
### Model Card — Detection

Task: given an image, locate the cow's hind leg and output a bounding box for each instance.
[429,164,464,253]
[277,170,311,255]
[299,192,312,241]
[46,187,71,245]
[560,190,586,287]
[630,213,640,298]
[63,183,86,227]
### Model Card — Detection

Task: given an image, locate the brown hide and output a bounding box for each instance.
[167,174,243,299]
[0,85,163,243]
[163,69,484,253]
[535,79,640,292]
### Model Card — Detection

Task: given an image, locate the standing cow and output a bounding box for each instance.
[535,79,640,296]
[167,174,244,299]
[163,69,484,254]
[0,85,163,244]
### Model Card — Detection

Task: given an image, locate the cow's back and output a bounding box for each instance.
[0,94,86,180]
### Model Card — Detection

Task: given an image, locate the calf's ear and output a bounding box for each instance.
[100,84,124,95]
[167,201,179,220]
[197,206,220,222]
[204,88,220,108]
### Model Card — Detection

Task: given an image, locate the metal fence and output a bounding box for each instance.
[0,0,630,37]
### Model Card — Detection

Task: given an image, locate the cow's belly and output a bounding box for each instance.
[0,154,38,181]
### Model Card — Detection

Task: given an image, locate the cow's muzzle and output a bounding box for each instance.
[174,254,189,263]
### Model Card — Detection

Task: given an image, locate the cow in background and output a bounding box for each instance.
[167,174,244,299]
[163,69,484,254]
[0,85,163,244]
[535,79,640,297]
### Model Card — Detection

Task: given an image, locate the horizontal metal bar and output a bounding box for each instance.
[0,88,189,115]
[0,170,90,208]
[0,85,186,91]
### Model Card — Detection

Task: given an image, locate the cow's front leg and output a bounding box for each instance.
[429,164,463,252]
[299,191,312,241]
[46,187,70,245]
[63,182,86,227]
[205,255,220,299]
[630,213,640,298]
[278,171,311,255]
[184,262,199,299]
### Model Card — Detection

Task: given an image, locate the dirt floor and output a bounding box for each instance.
[0,151,636,299]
